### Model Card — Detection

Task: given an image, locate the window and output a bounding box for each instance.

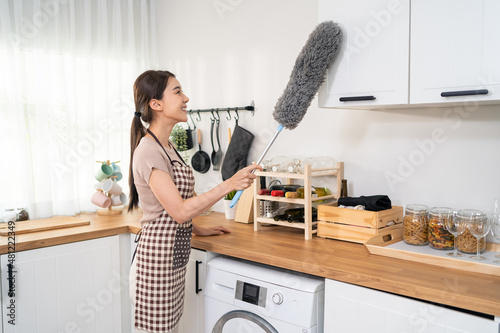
[0,0,158,218]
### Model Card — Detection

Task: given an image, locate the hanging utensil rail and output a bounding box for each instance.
[186,101,255,119]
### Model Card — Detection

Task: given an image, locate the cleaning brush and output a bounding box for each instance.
[230,21,343,208]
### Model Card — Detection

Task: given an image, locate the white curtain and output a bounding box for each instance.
[0,0,158,218]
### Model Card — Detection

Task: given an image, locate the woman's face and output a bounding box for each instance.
[158,77,189,124]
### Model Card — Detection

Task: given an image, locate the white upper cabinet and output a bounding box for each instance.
[318,0,410,108]
[319,0,500,108]
[410,0,500,105]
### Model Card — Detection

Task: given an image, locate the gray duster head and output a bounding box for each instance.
[273,21,342,130]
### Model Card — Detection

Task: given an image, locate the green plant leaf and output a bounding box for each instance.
[170,124,188,151]
[225,190,237,200]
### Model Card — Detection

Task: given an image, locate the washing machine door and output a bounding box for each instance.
[212,310,279,333]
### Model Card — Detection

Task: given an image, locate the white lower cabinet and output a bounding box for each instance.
[122,232,136,333]
[325,279,499,332]
[178,248,208,333]
[1,236,122,333]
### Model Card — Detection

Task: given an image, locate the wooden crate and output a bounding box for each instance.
[317,203,404,244]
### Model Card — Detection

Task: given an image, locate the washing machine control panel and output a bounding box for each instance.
[272,292,283,304]
[235,280,267,307]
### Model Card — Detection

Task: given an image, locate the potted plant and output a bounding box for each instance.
[170,124,188,151]
[223,190,238,219]
[170,124,190,163]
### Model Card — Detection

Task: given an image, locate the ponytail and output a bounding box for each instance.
[128,116,146,212]
[128,70,175,212]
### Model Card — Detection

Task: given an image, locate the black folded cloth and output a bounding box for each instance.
[338,195,392,212]
[221,125,254,181]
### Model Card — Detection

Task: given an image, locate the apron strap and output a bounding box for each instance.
[147,128,187,167]
[131,229,142,265]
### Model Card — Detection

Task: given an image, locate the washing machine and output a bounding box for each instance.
[204,256,324,333]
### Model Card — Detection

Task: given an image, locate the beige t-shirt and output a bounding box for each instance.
[133,136,184,225]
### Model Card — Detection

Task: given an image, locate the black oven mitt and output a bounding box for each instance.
[221,125,254,181]
[338,195,392,211]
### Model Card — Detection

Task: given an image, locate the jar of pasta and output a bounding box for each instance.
[428,207,454,250]
[403,204,429,245]
[456,209,487,254]
[16,208,29,221]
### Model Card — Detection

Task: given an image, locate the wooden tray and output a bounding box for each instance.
[0,216,90,236]
[365,227,500,276]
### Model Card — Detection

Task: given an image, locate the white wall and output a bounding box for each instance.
[156,0,500,223]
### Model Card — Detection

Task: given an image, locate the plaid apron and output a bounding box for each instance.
[134,131,195,332]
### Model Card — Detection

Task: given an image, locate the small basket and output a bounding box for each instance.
[260,201,279,218]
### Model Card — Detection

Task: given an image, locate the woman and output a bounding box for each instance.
[128,70,261,333]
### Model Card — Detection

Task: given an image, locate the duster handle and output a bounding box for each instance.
[229,124,284,208]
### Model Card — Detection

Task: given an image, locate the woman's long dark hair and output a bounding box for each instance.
[128,70,175,212]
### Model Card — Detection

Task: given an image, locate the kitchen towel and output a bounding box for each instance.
[338,195,392,212]
[221,125,254,181]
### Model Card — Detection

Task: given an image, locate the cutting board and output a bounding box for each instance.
[0,216,91,236]
[234,184,254,224]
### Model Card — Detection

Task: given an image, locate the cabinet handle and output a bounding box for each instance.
[339,96,376,102]
[7,263,15,297]
[441,89,488,97]
[195,260,202,294]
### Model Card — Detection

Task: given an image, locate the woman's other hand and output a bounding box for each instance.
[193,224,231,236]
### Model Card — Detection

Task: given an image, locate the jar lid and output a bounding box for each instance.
[457,209,486,221]
[405,204,429,214]
[429,207,452,217]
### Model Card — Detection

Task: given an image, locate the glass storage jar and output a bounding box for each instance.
[428,207,454,250]
[456,209,487,254]
[2,209,17,223]
[16,208,29,221]
[403,204,429,245]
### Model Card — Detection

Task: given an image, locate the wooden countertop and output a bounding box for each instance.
[1,211,499,318]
